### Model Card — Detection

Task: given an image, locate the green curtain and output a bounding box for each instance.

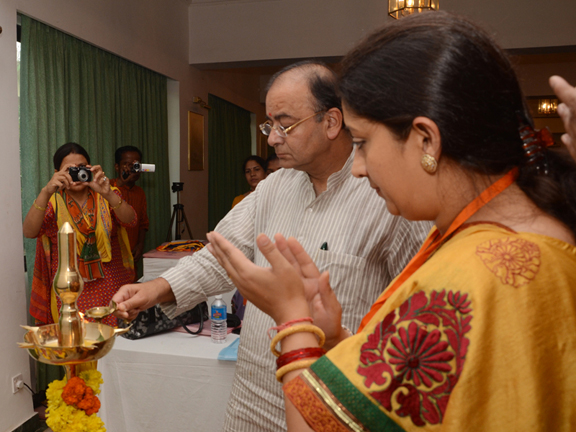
[208,94,253,230]
[19,15,171,389]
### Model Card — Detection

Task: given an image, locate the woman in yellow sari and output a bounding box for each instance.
[206,12,576,432]
[24,142,136,327]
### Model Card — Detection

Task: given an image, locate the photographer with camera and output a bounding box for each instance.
[23,142,137,327]
[110,146,150,277]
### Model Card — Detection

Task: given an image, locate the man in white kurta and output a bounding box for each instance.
[113,61,431,431]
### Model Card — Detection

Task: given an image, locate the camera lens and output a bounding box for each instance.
[132,162,141,172]
[78,169,90,182]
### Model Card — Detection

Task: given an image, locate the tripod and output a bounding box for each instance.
[166,183,193,241]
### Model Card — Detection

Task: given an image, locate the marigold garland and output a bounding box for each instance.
[46,369,106,432]
[62,377,101,415]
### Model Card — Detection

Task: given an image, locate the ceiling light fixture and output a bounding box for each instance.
[537,98,558,115]
[389,0,439,19]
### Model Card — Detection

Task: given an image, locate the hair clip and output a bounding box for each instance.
[517,112,554,175]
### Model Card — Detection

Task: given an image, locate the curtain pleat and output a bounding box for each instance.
[207,94,253,231]
[20,14,171,389]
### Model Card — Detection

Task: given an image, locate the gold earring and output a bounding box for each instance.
[421,154,438,174]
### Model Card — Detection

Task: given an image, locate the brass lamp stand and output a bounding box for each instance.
[19,222,129,379]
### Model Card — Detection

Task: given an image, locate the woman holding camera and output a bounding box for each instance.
[24,142,136,326]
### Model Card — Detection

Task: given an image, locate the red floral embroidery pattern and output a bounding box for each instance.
[476,237,540,287]
[357,290,472,427]
[388,323,454,388]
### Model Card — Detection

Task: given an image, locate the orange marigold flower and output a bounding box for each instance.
[61,377,87,406]
[77,387,101,416]
[61,375,101,415]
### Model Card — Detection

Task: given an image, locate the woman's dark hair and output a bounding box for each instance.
[243,155,267,172]
[53,142,91,170]
[339,11,576,235]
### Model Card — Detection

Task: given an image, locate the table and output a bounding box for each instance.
[99,331,239,431]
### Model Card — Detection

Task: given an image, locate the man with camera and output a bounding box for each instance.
[113,62,431,431]
[110,146,150,277]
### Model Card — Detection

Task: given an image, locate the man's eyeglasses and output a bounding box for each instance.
[259,111,324,138]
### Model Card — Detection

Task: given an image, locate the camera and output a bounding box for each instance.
[171,182,184,193]
[68,166,92,182]
[130,161,155,173]
[121,161,156,180]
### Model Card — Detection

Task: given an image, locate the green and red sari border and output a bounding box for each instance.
[310,356,405,432]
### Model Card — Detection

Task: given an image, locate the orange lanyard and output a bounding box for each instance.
[357,168,518,333]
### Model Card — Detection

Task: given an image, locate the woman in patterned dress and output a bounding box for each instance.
[24,142,136,327]
[207,12,576,432]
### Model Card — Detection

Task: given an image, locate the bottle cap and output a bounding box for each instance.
[215,295,223,299]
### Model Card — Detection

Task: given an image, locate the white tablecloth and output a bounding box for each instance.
[99,332,239,431]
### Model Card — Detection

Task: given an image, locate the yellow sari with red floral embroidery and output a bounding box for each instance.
[284,224,576,431]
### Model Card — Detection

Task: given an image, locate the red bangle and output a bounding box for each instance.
[267,317,314,340]
[276,347,326,369]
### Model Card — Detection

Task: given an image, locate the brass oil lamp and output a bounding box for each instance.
[19,222,129,376]
[53,221,84,346]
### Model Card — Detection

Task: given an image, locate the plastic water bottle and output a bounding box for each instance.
[211,295,227,343]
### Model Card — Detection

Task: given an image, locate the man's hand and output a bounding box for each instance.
[207,231,311,325]
[549,75,576,162]
[121,169,140,184]
[275,235,345,349]
[112,278,174,321]
[207,231,346,348]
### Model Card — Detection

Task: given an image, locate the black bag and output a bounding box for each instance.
[119,302,209,340]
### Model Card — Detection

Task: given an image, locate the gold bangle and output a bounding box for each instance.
[276,358,317,383]
[33,199,46,212]
[110,198,123,210]
[270,324,325,357]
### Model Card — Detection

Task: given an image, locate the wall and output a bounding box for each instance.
[0,0,35,429]
[174,69,267,240]
[188,0,576,66]
[189,0,389,66]
[180,67,266,238]
[444,0,576,51]
[514,54,576,96]
[18,0,190,79]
